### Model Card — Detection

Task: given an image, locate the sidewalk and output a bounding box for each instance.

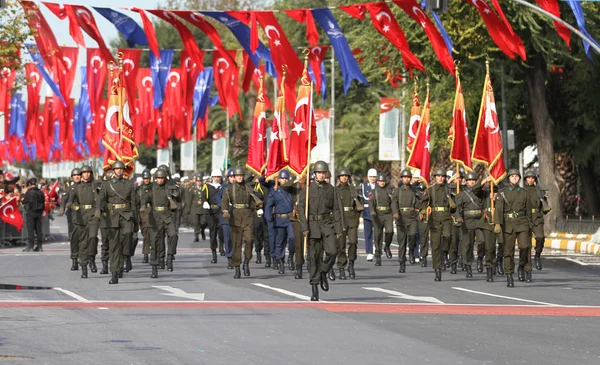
[544,233,599,255]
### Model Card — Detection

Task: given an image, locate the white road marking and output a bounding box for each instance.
[97,307,109,310]
[53,287,90,303]
[252,283,312,301]
[562,257,590,266]
[152,286,205,301]
[452,287,560,306]
[363,287,444,304]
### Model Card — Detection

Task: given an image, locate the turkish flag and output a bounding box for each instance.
[130,8,160,58]
[448,74,472,171]
[535,0,570,48]
[265,81,290,180]
[180,50,204,141]
[118,80,138,177]
[57,46,78,100]
[471,72,506,184]
[241,51,255,94]
[255,12,303,115]
[0,69,16,141]
[156,112,168,148]
[25,64,42,144]
[212,50,242,120]
[246,80,267,175]
[70,5,115,63]
[101,82,120,170]
[136,68,154,143]
[20,1,64,72]
[118,49,142,110]
[43,2,85,47]
[227,10,259,54]
[339,4,367,20]
[163,67,184,140]
[90,99,107,156]
[406,86,420,153]
[288,69,316,176]
[392,0,454,75]
[366,2,425,75]
[86,48,107,155]
[0,197,23,231]
[407,89,431,183]
[307,46,329,96]
[285,9,320,47]
[251,65,273,110]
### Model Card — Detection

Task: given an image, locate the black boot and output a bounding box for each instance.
[399,262,406,273]
[420,257,427,267]
[159,258,165,270]
[506,274,514,287]
[465,265,473,278]
[219,243,225,256]
[450,263,457,275]
[201,231,206,241]
[443,254,449,268]
[227,258,233,270]
[311,284,319,301]
[151,265,158,279]
[328,268,336,281]
[100,260,109,274]
[497,258,505,275]
[278,259,285,274]
[525,271,532,283]
[271,257,279,271]
[243,258,250,276]
[295,265,303,279]
[89,258,97,273]
[477,258,483,273]
[320,272,329,291]
[264,255,272,268]
[211,250,218,264]
[384,243,392,259]
[534,253,542,270]
[124,256,132,272]
[81,264,88,279]
[434,269,442,282]
[348,261,356,279]
[256,252,262,264]
[375,255,382,266]
[194,235,199,243]
[339,267,346,280]
[71,258,79,271]
[458,256,463,270]
[109,272,119,284]
[409,251,415,264]
[167,255,174,272]
[517,266,525,282]
[143,254,149,264]
[288,256,295,271]
[486,268,494,282]
[234,266,241,279]
[118,268,124,278]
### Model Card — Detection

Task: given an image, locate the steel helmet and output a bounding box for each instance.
[465,172,479,180]
[367,168,377,177]
[155,169,168,178]
[338,167,351,177]
[508,169,521,178]
[211,168,222,177]
[524,170,537,179]
[80,165,93,173]
[433,168,446,177]
[112,160,126,169]
[377,172,387,182]
[278,170,291,179]
[326,170,332,178]
[71,168,82,176]
[400,169,412,178]
[157,164,169,172]
[141,169,151,179]
[232,166,245,176]
[312,160,329,173]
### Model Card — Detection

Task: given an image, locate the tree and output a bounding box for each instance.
[0,0,32,87]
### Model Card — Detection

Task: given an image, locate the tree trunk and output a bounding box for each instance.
[578,161,600,217]
[524,56,561,232]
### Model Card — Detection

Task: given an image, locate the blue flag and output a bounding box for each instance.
[192,67,214,127]
[94,7,149,48]
[150,50,174,109]
[566,1,600,60]
[9,93,24,138]
[75,67,91,145]
[201,12,276,77]
[26,44,67,106]
[311,8,368,94]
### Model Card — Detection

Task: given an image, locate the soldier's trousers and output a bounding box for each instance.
[107,218,133,273]
[396,221,417,263]
[373,214,394,258]
[429,219,451,269]
[231,222,253,267]
[100,227,110,262]
[417,219,429,259]
[207,213,220,251]
[193,213,208,238]
[141,221,150,255]
[26,213,43,249]
[308,234,337,285]
[503,229,531,274]
[448,224,462,265]
[274,223,294,260]
[462,228,483,266]
[531,224,545,254]
[268,220,276,259]
[495,231,504,264]
[363,219,374,255]
[76,219,99,266]
[149,222,178,265]
[68,215,78,259]
[222,223,232,258]
[253,217,269,254]
[337,226,358,268]
[172,209,181,231]
[482,229,497,268]
[292,221,305,266]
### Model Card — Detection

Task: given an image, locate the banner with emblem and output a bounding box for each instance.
[379,97,401,161]
[211,130,227,172]
[180,139,196,171]
[310,109,330,164]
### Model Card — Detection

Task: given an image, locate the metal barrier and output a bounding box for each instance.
[0,209,51,248]
[555,217,600,235]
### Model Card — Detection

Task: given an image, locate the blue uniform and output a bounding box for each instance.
[265,187,295,260]
[216,183,232,258]
[359,182,375,255]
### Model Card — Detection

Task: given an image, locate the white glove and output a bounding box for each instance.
[257,209,264,217]
[203,202,210,209]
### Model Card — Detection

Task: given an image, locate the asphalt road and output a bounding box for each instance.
[0,216,599,364]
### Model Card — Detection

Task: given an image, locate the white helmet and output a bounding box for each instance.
[367,168,377,177]
[211,168,222,177]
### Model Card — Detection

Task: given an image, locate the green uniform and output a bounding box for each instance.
[424,183,453,270]
[448,183,465,267]
[411,180,430,261]
[143,182,179,266]
[186,183,208,240]
[289,182,305,267]
[136,183,152,256]
[222,182,257,267]
[369,184,394,259]
[498,184,533,274]
[523,183,545,255]
[456,183,485,266]
[391,183,418,264]
[479,195,502,268]
[336,182,361,268]
[69,179,99,266]
[61,181,79,260]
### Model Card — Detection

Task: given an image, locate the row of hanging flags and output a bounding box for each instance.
[0,0,598,168]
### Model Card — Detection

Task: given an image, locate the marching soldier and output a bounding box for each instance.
[391,169,418,274]
[68,165,100,279]
[423,168,455,282]
[143,169,179,278]
[523,170,550,270]
[265,170,294,274]
[221,167,261,278]
[98,170,113,275]
[411,172,429,266]
[358,169,377,262]
[369,172,394,267]
[136,169,153,264]
[498,169,533,287]
[447,170,465,272]
[251,175,270,266]
[200,169,224,264]
[59,168,81,271]
[222,169,235,268]
[299,161,344,301]
[289,174,306,278]
[186,173,207,244]
[336,167,362,279]
[480,182,502,282]
[96,161,138,284]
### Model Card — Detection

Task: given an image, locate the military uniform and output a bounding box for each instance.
[391,176,418,273]
[69,173,100,278]
[411,178,430,266]
[98,177,111,275]
[523,172,547,270]
[201,179,224,263]
[59,168,81,270]
[456,177,485,277]
[265,175,294,274]
[447,181,464,271]
[136,178,152,263]
[252,179,270,265]
[479,193,502,281]
[289,180,305,276]
[187,182,209,242]
[336,176,361,279]
[369,175,395,266]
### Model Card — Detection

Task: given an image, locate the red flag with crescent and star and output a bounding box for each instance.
[56,46,78,102]
[288,65,317,177]
[448,72,473,171]
[136,68,155,145]
[86,48,107,155]
[307,46,329,97]
[406,87,431,183]
[117,49,142,111]
[284,9,320,47]
[406,84,420,153]
[265,75,290,180]
[0,197,23,231]
[20,1,64,72]
[212,49,242,120]
[25,63,42,144]
[472,69,506,184]
[246,77,268,176]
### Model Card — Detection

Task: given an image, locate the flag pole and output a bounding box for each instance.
[329,47,335,177]
[302,50,312,260]
[225,106,230,170]
[117,52,124,153]
[485,58,496,225]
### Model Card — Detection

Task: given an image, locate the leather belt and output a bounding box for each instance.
[72,205,80,211]
[211,205,219,209]
[343,207,354,212]
[465,209,482,215]
[504,211,526,219]
[81,204,93,210]
[309,213,333,221]
[433,207,449,212]
[399,207,416,212]
[154,206,168,212]
[276,213,291,218]
[111,203,127,209]
[531,208,540,213]
[233,204,250,209]
[376,206,390,211]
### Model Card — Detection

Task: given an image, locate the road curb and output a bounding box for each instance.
[549,232,593,241]
[547,238,600,255]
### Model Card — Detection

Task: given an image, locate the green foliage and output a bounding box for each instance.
[0,0,33,88]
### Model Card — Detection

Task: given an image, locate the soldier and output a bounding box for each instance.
[392,169,418,274]
[299,161,344,301]
[447,170,465,272]
[369,172,394,267]
[98,170,114,275]
[251,175,270,266]
[222,169,235,268]
[336,167,362,279]
[498,169,533,287]
[358,169,377,261]
[200,169,224,264]
[96,160,138,284]
[136,169,153,264]
[68,165,100,279]
[480,181,502,282]
[423,168,455,282]
[523,170,550,270]
[143,169,179,278]
[456,172,492,278]
[21,178,46,252]
[411,172,429,267]
[186,173,208,244]
[289,174,306,278]
[58,168,81,271]
[221,166,261,278]
[265,170,294,274]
